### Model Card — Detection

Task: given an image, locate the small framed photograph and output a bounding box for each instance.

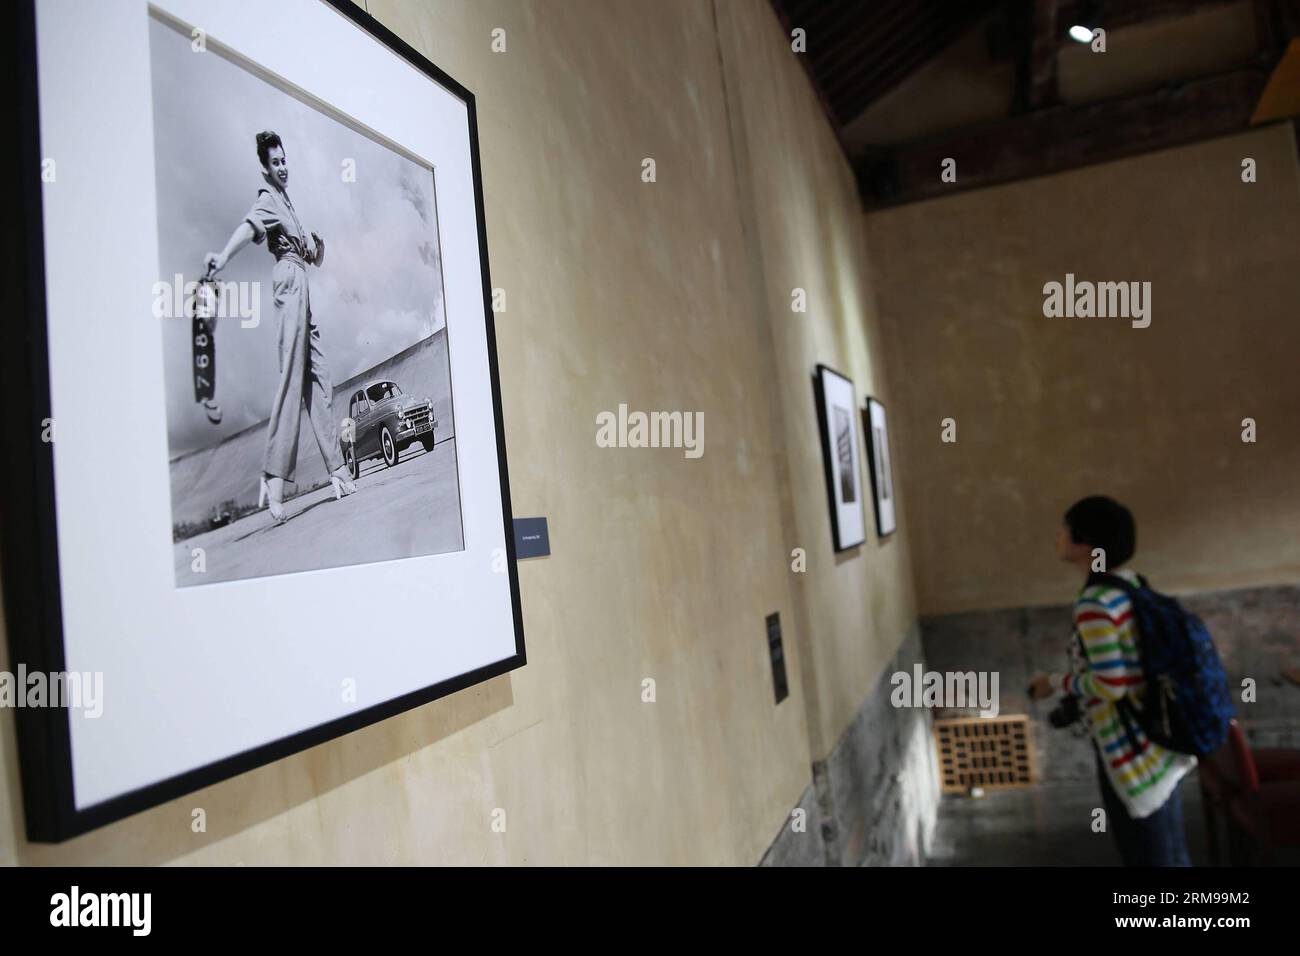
[3,0,524,841]
[864,397,898,537]
[814,365,866,551]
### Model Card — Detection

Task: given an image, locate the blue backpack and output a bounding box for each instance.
[1089,572,1234,756]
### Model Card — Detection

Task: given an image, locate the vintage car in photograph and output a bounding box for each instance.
[341,379,437,480]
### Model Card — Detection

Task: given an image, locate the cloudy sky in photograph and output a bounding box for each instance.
[148,15,447,456]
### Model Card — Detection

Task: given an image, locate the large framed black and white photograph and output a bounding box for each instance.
[3,0,524,841]
[813,365,866,551]
[864,397,897,537]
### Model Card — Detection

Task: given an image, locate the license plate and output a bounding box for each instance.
[415,423,432,435]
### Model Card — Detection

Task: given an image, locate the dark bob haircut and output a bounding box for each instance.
[1065,496,1136,568]
[256,130,284,169]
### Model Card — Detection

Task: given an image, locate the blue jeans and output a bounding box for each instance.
[1097,754,1192,866]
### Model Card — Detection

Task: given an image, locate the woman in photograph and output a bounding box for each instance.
[205,130,357,522]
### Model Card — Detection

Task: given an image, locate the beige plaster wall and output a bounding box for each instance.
[713,0,918,759]
[867,125,1300,617]
[1,0,914,865]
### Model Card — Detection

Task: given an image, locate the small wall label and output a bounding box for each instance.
[513,517,550,558]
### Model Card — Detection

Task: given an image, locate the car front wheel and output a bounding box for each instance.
[345,441,359,480]
[420,429,435,453]
[381,425,399,467]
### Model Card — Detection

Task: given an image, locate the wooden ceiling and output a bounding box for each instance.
[767,0,1300,207]
[767,0,1004,128]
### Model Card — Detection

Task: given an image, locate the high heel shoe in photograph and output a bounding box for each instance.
[259,475,287,523]
[330,467,358,500]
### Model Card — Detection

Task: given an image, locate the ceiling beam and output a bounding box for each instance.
[1254,0,1281,50]
[1056,0,1245,33]
[1025,0,1061,110]
[857,66,1270,208]
[1270,0,1300,45]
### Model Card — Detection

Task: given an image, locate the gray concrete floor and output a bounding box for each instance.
[927,778,1214,866]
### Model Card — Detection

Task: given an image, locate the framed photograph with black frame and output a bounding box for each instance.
[813,364,866,552]
[2,0,525,842]
[864,397,898,538]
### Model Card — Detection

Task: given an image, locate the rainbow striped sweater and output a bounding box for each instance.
[1050,569,1196,819]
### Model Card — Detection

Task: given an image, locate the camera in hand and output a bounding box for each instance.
[1048,694,1083,728]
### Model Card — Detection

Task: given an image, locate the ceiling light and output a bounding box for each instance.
[1070,0,1102,43]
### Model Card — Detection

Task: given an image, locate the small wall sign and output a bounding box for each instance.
[514,517,551,558]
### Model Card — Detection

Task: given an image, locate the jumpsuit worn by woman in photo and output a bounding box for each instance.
[243,172,344,487]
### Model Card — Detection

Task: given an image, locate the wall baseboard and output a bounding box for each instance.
[761,625,941,866]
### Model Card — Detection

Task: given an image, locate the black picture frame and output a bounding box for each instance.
[0,0,526,842]
[812,364,866,552]
[863,396,898,538]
